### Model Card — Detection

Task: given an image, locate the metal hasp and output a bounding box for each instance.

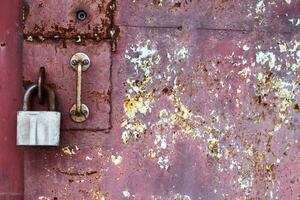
[69,52,90,123]
[38,67,46,104]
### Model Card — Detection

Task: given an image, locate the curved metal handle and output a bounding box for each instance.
[69,52,90,123]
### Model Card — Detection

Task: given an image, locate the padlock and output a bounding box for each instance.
[17,84,61,146]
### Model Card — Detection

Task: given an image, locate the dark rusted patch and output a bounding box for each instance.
[107,0,120,51]
[57,169,98,176]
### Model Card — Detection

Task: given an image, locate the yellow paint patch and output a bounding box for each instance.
[61,145,79,156]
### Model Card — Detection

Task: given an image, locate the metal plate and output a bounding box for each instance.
[23,41,111,130]
[23,0,112,39]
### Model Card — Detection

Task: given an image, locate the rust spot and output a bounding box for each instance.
[107,0,119,51]
[68,179,74,183]
[22,1,29,23]
[174,2,181,8]
[57,169,98,176]
[162,86,173,96]
[153,0,162,6]
[24,24,109,40]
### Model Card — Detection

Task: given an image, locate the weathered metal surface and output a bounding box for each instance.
[23,41,111,130]
[24,0,300,200]
[116,0,300,32]
[116,0,252,30]
[0,0,24,199]
[23,0,112,40]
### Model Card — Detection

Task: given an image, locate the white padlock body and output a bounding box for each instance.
[17,111,61,146]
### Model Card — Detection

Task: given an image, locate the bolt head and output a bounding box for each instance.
[82,109,88,116]
[70,110,76,115]
[83,59,90,65]
[71,59,78,65]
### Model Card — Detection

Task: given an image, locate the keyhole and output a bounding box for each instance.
[76,10,87,21]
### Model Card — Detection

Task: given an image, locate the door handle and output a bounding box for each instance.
[69,52,90,123]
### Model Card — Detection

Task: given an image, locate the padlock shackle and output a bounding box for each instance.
[23,84,56,111]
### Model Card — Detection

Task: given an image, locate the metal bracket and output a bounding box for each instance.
[69,52,90,123]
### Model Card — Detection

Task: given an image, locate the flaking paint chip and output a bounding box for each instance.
[111,155,123,165]
[122,190,131,198]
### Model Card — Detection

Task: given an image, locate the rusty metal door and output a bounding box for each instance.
[23,0,300,199]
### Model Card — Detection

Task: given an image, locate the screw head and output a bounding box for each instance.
[82,59,90,65]
[70,110,76,116]
[82,109,88,116]
[71,59,78,65]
